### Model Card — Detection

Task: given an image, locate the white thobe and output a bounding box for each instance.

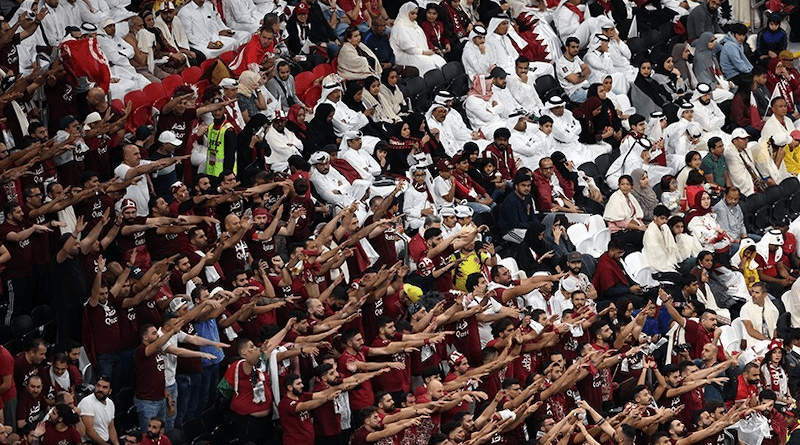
[264,127,302,172]
[177,1,245,58]
[221,0,261,35]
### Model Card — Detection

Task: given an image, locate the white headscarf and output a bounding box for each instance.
[756,229,784,263]
[486,16,528,49]
[396,2,421,30]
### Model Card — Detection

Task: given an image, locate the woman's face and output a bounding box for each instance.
[353,89,363,102]
[348,31,361,45]
[625,303,633,318]
[639,173,649,188]
[770,21,780,31]
[326,111,335,122]
[468,151,478,162]
[426,8,438,22]
[670,179,677,191]
[700,254,714,269]
[297,108,306,122]
[707,36,716,50]
[639,63,652,77]
[408,8,418,21]
[592,107,601,116]
[773,98,788,117]
[401,123,411,138]
[690,154,701,169]
[700,192,711,209]
[602,77,613,92]
[700,268,709,283]
[597,88,607,100]
[387,71,399,86]
[682,46,691,60]
[619,178,632,193]
[663,57,674,71]
[368,80,380,96]
[671,222,684,235]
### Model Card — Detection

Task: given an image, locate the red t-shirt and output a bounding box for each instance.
[84,302,121,355]
[685,319,725,362]
[41,422,82,445]
[337,346,373,411]
[134,343,166,401]
[311,379,341,437]
[142,435,172,445]
[227,360,273,416]
[370,333,410,393]
[13,354,40,393]
[278,393,314,445]
[16,390,44,426]
[0,346,16,402]
[0,219,33,278]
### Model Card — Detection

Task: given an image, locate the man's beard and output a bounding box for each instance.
[95,392,107,401]
[146,431,159,439]
[292,387,303,396]
[570,266,582,275]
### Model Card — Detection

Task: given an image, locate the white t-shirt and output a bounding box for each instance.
[432,176,455,209]
[556,55,587,96]
[159,329,188,386]
[78,394,116,442]
[114,160,153,217]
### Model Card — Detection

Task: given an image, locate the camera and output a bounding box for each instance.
[675,343,691,353]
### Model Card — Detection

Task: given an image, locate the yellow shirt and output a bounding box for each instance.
[448,250,490,291]
[784,145,800,175]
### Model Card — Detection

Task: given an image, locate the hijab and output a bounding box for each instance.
[288,104,306,133]
[468,74,493,101]
[342,81,365,112]
[381,68,398,93]
[573,96,603,120]
[630,168,658,217]
[523,221,549,256]
[634,61,671,107]
[551,151,571,179]
[238,113,271,167]
[654,52,677,81]
[684,191,712,225]
[542,213,573,250]
[238,70,261,97]
[693,32,718,83]
[672,42,692,82]
[395,2,421,30]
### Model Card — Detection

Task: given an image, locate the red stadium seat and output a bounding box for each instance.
[124,90,147,111]
[312,63,334,79]
[200,58,216,73]
[162,74,185,96]
[302,85,321,107]
[295,71,316,96]
[142,82,166,104]
[182,66,202,85]
[126,104,153,133]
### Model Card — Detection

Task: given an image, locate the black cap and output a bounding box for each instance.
[489,67,507,79]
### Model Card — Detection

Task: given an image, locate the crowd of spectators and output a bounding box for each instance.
[1,0,800,445]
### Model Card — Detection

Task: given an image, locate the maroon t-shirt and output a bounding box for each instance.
[246,226,276,263]
[278,393,314,445]
[84,135,112,180]
[176,322,201,375]
[364,215,398,268]
[0,346,16,402]
[135,343,166,401]
[16,390,44,426]
[22,205,54,266]
[85,302,121,355]
[311,379,340,437]
[447,313,482,368]
[41,422,82,445]
[0,219,33,278]
[74,193,115,236]
[147,229,187,261]
[157,108,197,155]
[110,292,139,351]
[370,333,410,394]
[337,346,373,411]
[118,216,150,255]
[13,354,40,391]
[218,238,249,273]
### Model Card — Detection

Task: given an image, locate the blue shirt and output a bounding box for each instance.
[194,318,223,367]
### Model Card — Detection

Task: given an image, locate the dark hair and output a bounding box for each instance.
[685,150,701,166]
[538,115,553,125]
[707,136,723,149]
[465,273,482,292]
[342,329,360,345]
[344,26,360,41]
[565,36,580,47]
[653,205,670,218]
[619,174,633,187]
[730,23,748,35]
[424,227,442,241]
[493,128,511,139]
[284,373,301,388]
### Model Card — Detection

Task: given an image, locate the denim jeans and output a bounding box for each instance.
[465,201,493,214]
[569,88,588,103]
[197,364,219,417]
[165,383,177,431]
[96,352,121,391]
[134,397,166,432]
[118,349,135,389]
[175,373,201,427]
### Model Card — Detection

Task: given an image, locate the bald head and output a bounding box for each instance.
[123,144,142,166]
[87,87,108,110]
[224,214,240,232]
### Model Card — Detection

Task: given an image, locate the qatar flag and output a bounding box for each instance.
[59,37,111,93]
